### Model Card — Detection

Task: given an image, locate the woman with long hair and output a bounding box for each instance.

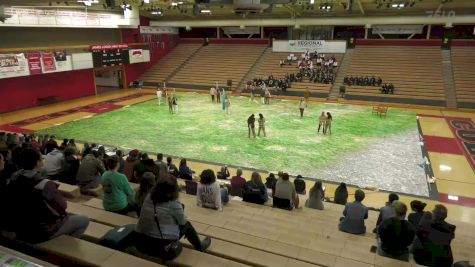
[257,113,266,137]
[305,181,324,210]
[324,112,333,134]
[245,172,268,203]
[196,169,229,211]
[178,158,193,180]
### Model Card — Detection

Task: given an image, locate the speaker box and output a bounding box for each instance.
[227,80,232,87]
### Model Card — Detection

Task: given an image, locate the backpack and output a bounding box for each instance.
[2,175,64,243]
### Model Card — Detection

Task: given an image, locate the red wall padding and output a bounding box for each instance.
[0,69,95,113]
[356,39,442,46]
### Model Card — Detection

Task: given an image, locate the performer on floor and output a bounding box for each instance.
[247,114,256,139]
[264,88,271,105]
[156,87,162,106]
[299,97,307,118]
[258,113,266,137]
[324,112,333,134]
[249,85,255,103]
[317,111,326,133]
[172,96,178,114]
[225,97,231,115]
[210,87,216,102]
[216,88,221,104]
[167,96,173,114]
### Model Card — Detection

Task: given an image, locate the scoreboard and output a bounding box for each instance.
[91,44,130,68]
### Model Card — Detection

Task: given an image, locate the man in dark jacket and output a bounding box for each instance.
[293,175,306,195]
[2,148,89,243]
[413,204,456,267]
[377,201,415,261]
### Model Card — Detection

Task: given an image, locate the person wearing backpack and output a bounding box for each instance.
[3,148,89,243]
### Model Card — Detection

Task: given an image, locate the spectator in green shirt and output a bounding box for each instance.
[102,155,138,215]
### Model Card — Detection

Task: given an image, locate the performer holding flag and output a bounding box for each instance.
[221,88,227,111]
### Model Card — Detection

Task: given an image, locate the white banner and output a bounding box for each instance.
[72,53,93,70]
[140,26,179,35]
[1,8,125,28]
[0,53,30,79]
[222,27,260,35]
[128,49,151,64]
[372,25,424,35]
[273,40,346,53]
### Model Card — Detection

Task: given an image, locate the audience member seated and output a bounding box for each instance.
[116,150,125,174]
[293,175,306,195]
[217,165,230,180]
[334,182,348,205]
[44,141,64,180]
[135,177,211,260]
[339,189,368,235]
[413,204,455,267]
[381,83,395,94]
[59,147,80,185]
[167,156,179,177]
[124,149,140,182]
[196,169,229,211]
[265,173,277,189]
[76,150,105,194]
[305,180,324,210]
[154,153,168,179]
[102,155,138,215]
[134,153,160,182]
[1,148,89,243]
[178,158,194,180]
[136,172,156,215]
[376,193,399,231]
[244,172,268,204]
[274,172,299,209]
[230,168,246,197]
[377,201,415,261]
[408,200,429,227]
[344,76,383,87]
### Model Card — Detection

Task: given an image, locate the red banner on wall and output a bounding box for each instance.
[41,52,56,72]
[90,44,129,51]
[27,52,42,75]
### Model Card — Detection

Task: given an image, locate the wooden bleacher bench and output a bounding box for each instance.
[0,245,58,267]
[56,181,80,198]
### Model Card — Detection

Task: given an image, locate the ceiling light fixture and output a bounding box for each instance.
[200,9,211,13]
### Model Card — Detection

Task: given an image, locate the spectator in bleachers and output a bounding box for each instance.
[408,200,429,227]
[81,142,90,158]
[76,150,105,194]
[124,149,140,181]
[245,172,268,203]
[274,172,299,209]
[197,169,229,211]
[115,150,125,174]
[231,168,246,196]
[376,193,399,230]
[102,155,137,215]
[265,173,277,190]
[333,182,348,205]
[293,175,306,195]
[154,153,168,179]
[2,148,89,243]
[217,165,230,180]
[178,158,194,180]
[377,201,415,261]
[134,153,160,182]
[0,152,5,188]
[305,180,324,210]
[339,189,368,235]
[135,176,211,258]
[167,156,179,177]
[136,172,156,214]
[44,141,64,180]
[59,147,80,185]
[413,204,455,267]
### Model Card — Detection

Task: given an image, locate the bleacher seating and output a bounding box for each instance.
[451,47,475,109]
[252,52,344,98]
[345,46,446,106]
[168,44,267,90]
[141,44,202,84]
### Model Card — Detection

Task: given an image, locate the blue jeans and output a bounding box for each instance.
[221,188,229,204]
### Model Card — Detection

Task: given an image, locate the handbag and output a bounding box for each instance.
[154,204,183,261]
[99,224,136,250]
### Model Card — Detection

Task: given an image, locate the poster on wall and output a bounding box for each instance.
[41,52,56,72]
[0,53,30,79]
[288,40,325,52]
[27,52,42,75]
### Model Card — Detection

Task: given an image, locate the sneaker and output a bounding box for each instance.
[199,237,211,252]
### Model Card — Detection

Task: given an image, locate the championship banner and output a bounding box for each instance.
[0,53,30,79]
[288,40,325,52]
[90,44,129,50]
[41,52,56,72]
[139,26,179,35]
[27,52,42,75]
[223,27,260,35]
[372,25,424,35]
